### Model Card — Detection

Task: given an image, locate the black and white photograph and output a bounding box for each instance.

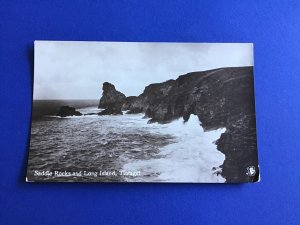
[26,41,259,183]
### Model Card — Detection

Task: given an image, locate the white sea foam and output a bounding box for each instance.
[44,106,226,182]
[123,114,226,183]
[78,106,103,114]
[44,115,87,119]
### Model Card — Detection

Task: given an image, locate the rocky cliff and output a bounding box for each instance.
[99,67,259,182]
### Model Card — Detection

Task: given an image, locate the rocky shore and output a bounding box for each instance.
[98,66,259,182]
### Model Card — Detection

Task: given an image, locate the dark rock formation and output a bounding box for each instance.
[98,82,125,106]
[99,67,259,182]
[98,82,126,115]
[56,106,82,117]
[126,108,143,114]
[122,96,138,110]
[98,107,123,115]
[83,113,98,116]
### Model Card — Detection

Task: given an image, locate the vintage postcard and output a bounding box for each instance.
[26,41,259,183]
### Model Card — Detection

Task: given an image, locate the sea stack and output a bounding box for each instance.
[98,82,126,115]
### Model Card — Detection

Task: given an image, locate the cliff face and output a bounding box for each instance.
[100,67,259,182]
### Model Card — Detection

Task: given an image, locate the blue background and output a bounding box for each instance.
[1,1,299,224]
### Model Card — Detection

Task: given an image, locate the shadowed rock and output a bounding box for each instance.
[98,82,126,109]
[126,107,143,114]
[98,106,123,115]
[83,113,98,116]
[98,82,126,116]
[56,106,82,117]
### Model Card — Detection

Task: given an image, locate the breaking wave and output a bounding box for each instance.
[122,115,226,183]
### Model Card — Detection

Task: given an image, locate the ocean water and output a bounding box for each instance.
[27,100,226,182]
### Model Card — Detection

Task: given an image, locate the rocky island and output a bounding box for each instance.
[98,66,259,183]
[56,106,82,117]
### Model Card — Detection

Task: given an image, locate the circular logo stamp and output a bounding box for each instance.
[246,166,256,176]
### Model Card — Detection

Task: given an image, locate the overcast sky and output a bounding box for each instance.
[34,41,253,99]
